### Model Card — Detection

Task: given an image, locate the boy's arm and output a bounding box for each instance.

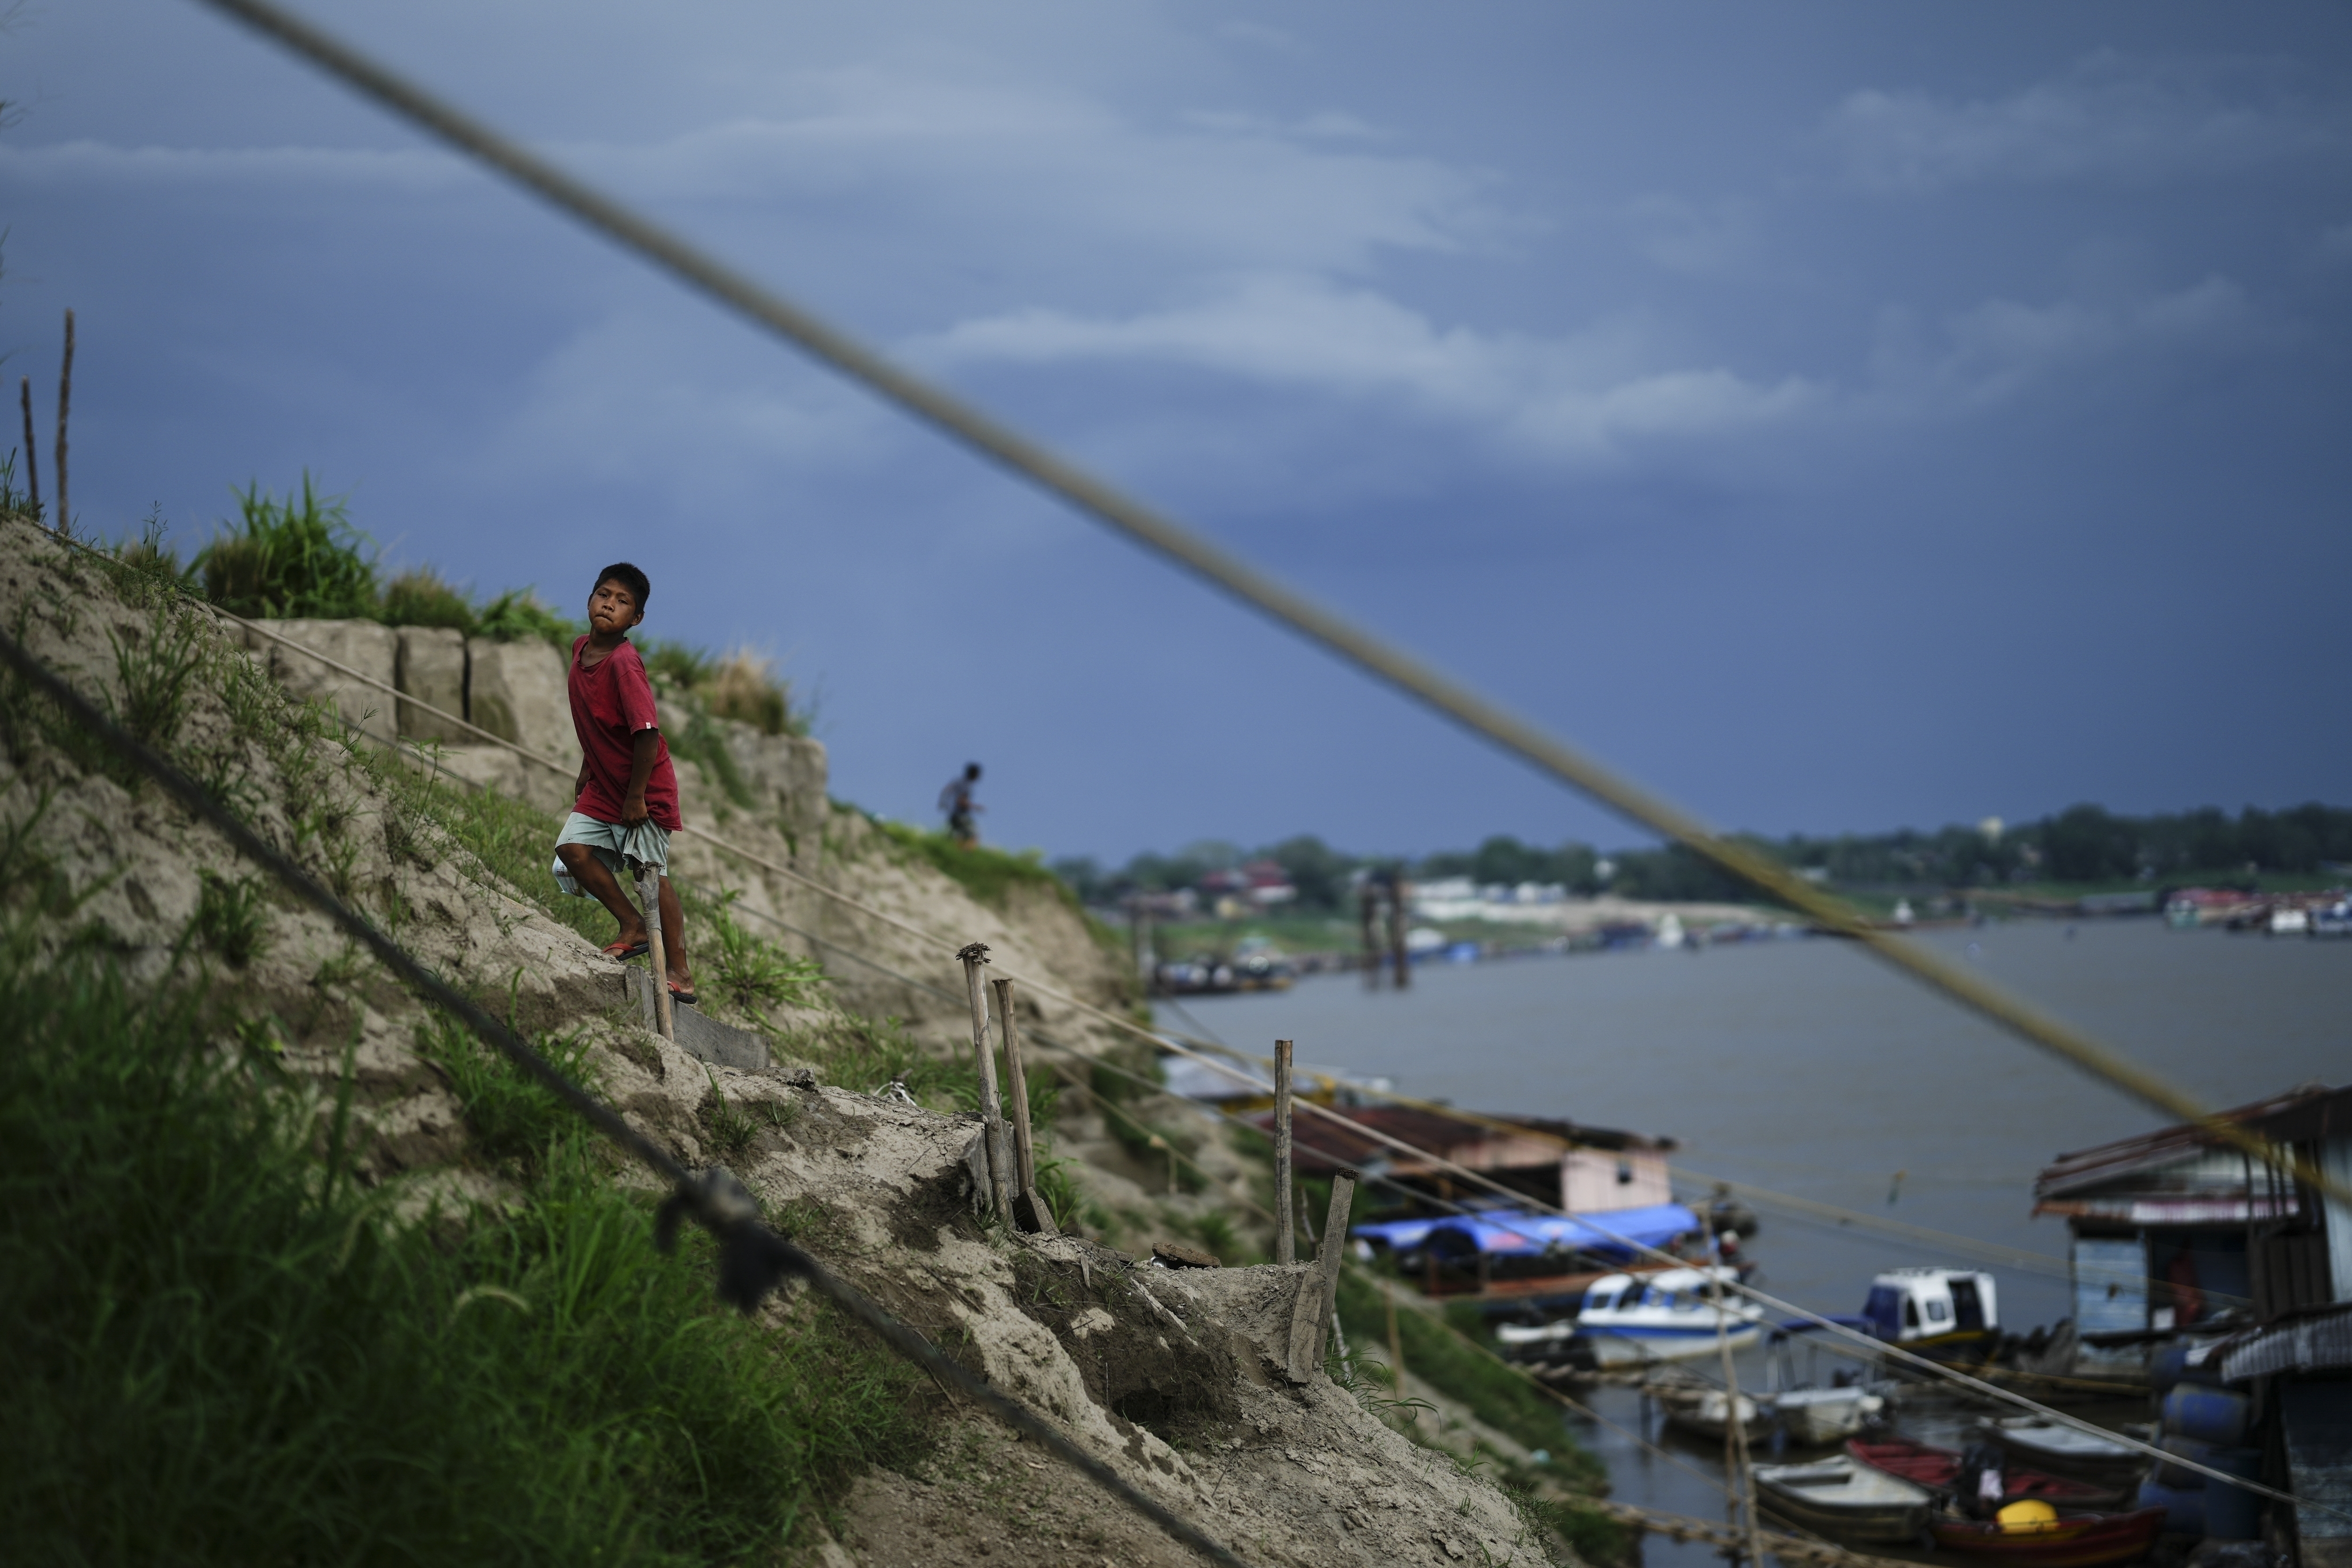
[620,729,660,826]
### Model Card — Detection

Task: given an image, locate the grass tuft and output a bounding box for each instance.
[193,475,380,620]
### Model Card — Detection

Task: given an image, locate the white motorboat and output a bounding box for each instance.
[1551,1266,1766,1369]
[1657,1382,1882,1446]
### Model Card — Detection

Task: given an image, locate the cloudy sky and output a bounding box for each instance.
[5,2,2347,862]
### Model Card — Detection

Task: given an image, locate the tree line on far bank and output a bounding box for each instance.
[1051,802,2352,912]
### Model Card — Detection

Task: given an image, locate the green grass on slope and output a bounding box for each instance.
[874,819,1071,909]
[0,932,928,1565]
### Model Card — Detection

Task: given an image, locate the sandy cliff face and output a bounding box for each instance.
[2,517,1572,1568]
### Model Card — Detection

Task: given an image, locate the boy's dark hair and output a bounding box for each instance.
[595,561,651,610]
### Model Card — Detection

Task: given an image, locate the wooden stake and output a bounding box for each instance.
[1287,1166,1358,1379]
[958,943,1015,1222]
[16,378,38,519]
[1388,875,1411,991]
[1272,1039,1296,1265]
[1359,883,1381,990]
[991,975,1057,1234]
[1710,1241,1766,1568]
[636,864,674,1041]
[1385,1277,1406,1393]
[53,310,72,538]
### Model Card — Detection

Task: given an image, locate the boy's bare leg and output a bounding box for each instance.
[556,843,648,949]
[657,875,692,989]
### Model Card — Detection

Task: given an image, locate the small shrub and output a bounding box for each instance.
[707,902,827,1013]
[474,588,581,648]
[192,871,268,968]
[415,1012,601,1176]
[642,638,715,690]
[193,476,380,620]
[703,648,796,736]
[381,568,477,633]
[107,605,206,752]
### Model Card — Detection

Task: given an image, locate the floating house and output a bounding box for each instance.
[2035,1084,2350,1566]
[2034,1082,2352,1361]
[1264,1105,1703,1302]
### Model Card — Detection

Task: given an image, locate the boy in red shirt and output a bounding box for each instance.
[554,562,695,1004]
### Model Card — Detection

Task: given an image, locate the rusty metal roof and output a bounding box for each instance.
[2034,1082,2348,1200]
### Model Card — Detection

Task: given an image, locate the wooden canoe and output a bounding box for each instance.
[1848,1438,2129,1512]
[1928,1507,2168,1567]
[1753,1457,1934,1544]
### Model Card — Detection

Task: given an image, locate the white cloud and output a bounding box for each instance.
[1823,53,2352,192]
[922,273,1819,459]
[1871,277,2266,409]
[0,138,470,190]
[2,67,1492,279]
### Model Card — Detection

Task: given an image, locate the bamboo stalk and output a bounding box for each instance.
[53,310,73,537]
[991,975,1057,1234]
[17,378,39,519]
[958,944,1015,1222]
[636,864,673,1040]
[1272,1039,1296,1266]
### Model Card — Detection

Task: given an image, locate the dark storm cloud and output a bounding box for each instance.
[2,2,2345,859]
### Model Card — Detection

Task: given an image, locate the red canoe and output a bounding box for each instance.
[1848,1439,2128,1512]
[1926,1508,2168,1567]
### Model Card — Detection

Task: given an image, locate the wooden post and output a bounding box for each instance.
[1287,1167,1358,1379]
[1710,1240,1766,1568]
[1272,1039,1296,1265]
[16,378,38,519]
[53,309,72,537]
[1359,882,1381,990]
[1384,1277,1406,1393]
[1388,875,1411,990]
[991,976,1057,1234]
[958,943,1015,1222]
[635,864,674,1041]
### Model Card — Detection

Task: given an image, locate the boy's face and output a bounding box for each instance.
[587,578,644,636]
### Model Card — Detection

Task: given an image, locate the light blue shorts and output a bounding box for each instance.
[555,813,671,884]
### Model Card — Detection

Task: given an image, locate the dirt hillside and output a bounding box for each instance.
[0,514,1579,1568]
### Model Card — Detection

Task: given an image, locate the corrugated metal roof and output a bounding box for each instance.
[2035,1195,2300,1226]
[2035,1082,2347,1200]
[2217,1301,2352,1382]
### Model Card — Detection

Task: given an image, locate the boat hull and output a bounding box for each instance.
[1848,1439,2127,1512]
[1928,1508,2168,1567]
[1980,1420,2150,1489]
[1755,1461,1935,1544]
[1581,1325,1764,1368]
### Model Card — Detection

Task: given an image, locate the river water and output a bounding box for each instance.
[1176,918,2348,1561]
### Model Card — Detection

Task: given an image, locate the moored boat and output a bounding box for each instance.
[1752,1456,1935,1543]
[1927,1507,2167,1567]
[1978,1418,2149,1488]
[1659,1384,1882,1447]
[1847,1437,2129,1511]
[1530,1266,1766,1369]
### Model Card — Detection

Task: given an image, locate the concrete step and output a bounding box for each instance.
[622,967,770,1071]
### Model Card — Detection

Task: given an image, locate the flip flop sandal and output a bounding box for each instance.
[602,940,650,961]
[667,982,699,1008]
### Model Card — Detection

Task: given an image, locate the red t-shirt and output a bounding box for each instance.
[568,636,682,831]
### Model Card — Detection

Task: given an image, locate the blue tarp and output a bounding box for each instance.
[1352,1202,1700,1261]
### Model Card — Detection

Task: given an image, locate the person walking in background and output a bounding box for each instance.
[938,762,983,847]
